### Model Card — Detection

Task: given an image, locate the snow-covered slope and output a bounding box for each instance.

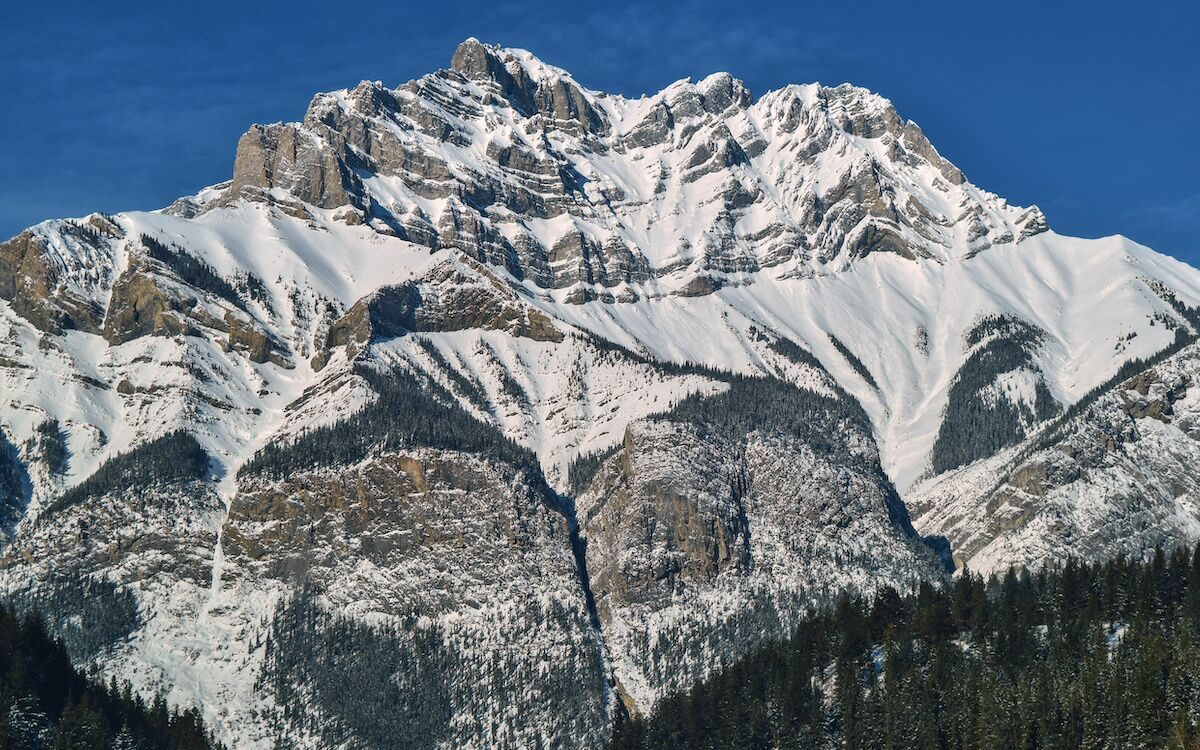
[1,38,1199,748]
[909,336,1200,574]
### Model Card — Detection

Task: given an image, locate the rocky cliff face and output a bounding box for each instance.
[222,38,1045,300]
[314,257,563,369]
[0,224,112,334]
[226,449,611,749]
[0,38,1198,749]
[580,407,938,713]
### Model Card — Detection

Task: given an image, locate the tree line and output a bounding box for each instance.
[930,315,1059,474]
[238,365,541,482]
[46,431,209,516]
[613,546,1200,750]
[0,601,222,749]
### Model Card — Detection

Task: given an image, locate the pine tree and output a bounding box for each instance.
[49,698,110,750]
[1187,546,1200,631]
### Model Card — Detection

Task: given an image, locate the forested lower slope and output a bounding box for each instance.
[613,546,1200,750]
[0,603,222,750]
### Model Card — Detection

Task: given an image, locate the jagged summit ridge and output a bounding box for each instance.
[218,38,1046,303]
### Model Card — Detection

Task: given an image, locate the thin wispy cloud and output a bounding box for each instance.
[1129,194,1200,228]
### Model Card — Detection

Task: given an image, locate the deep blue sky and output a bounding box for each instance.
[3,1,1198,263]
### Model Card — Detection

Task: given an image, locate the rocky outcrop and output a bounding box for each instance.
[101,240,287,365]
[314,259,563,368]
[0,231,105,334]
[578,384,943,714]
[229,123,363,209]
[451,39,607,135]
[226,313,288,366]
[581,423,751,616]
[226,450,611,749]
[102,267,196,344]
[451,38,540,116]
[1119,369,1189,421]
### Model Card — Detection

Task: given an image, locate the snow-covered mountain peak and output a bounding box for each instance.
[451,38,580,87]
[0,44,1194,557]
[6,39,1200,749]
[209,38,1056,312]
[695,71,752,107]
[452,38,569,84]
[0,41,1162,499]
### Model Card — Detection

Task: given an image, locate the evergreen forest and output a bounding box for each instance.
[613,546,1200,750]
[0,602,222,749]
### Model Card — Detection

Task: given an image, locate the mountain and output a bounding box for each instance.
[1,38,1199,748]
